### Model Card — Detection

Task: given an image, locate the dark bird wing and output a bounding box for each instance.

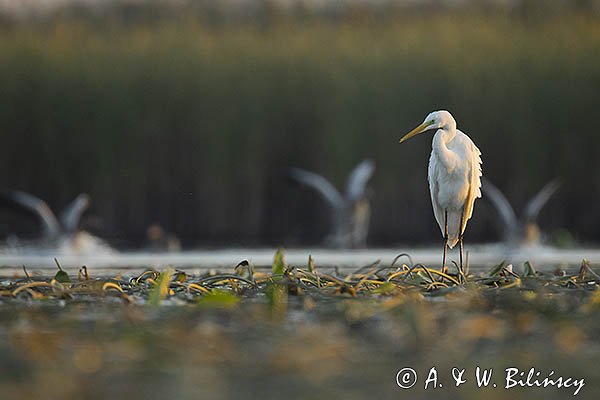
[345,159,375,201]
[288,168,344,209]
[481,178,518,237]
[60,193,90,233]
[522,179,561,223]
[0,190,61,237]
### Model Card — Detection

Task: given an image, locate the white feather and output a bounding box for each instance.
[423,112,482,248]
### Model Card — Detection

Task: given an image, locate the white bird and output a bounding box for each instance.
[482,177,561,246]
[1,190,90,238]
[0,190,115,255]
[399,110,482,272]
[289,159,375,248]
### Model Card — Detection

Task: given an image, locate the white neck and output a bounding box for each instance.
[432,126,458,170]
[434,124,456,143]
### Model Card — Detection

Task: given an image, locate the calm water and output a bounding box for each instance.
[1,246,598,276]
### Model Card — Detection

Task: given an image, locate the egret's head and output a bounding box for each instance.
[399,110,456,143]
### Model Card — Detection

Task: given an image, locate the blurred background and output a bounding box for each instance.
[0,0,599,249]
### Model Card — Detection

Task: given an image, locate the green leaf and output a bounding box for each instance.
[372,281,397,295]
[272,248,286,278]
[148,268,174,306]
[488,261,506,277]
[266,282,288,320]
[398,269,428,285]
[53,258,70,283]
[523,261,537,277]
[173,270,187,283]
[308,255,315,273]
[197,289,240,309]
[54,270,70,283]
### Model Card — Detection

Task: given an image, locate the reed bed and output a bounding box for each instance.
[0,14,599,243]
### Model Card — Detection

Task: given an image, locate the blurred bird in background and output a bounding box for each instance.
[145,223,182,252]
[482,178,561,247]
[0,190,114,255]
[288,159,375,248]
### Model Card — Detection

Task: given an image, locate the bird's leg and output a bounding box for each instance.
[442,209,448,274]
[459,208,465,281]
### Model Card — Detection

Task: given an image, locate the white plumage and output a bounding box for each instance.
[400,110,482,269]
[288,159,375,248]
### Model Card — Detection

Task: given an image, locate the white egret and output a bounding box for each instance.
[399,110,482,272]
[289,159,375,248]
[1,190,90,237]
[482,177,561,246]
[0,190,115,255]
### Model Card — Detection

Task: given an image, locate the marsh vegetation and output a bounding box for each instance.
[0,10,599,245]
[1,252,600,398]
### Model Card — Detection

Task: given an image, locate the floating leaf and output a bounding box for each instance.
[54,270,70,283]
[52,258,71,283]
[148,268,174,306]
[488,261,506,277]
[372,281,397,295]
[173,270,187,283]
[197,289,239,309]
[523,261,537,277]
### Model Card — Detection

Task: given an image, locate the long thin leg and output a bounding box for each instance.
[458,208,465,280]
[442,209,448,273]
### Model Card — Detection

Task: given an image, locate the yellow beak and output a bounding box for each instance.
[399,121,434,143]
